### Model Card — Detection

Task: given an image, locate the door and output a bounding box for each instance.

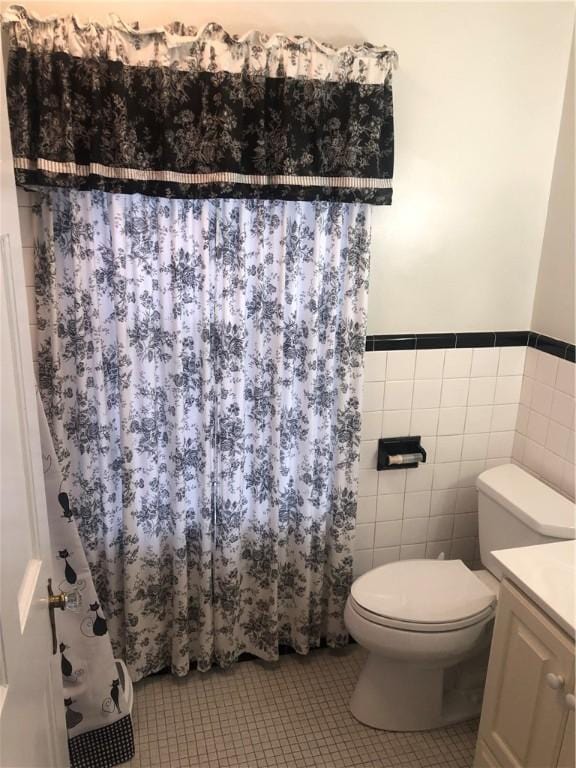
[0,50,69,768]
[474,737,502,768]
[477,578,574,768]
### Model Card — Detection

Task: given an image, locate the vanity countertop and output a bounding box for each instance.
[493,540,575,638]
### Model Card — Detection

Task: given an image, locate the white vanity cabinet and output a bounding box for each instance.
[474,578,575,768]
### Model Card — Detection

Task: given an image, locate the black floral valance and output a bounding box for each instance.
[3,6,397,203]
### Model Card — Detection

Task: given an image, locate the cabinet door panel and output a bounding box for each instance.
[478,579,574,768]
[557,710,574,768]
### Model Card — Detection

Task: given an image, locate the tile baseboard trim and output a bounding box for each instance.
[365,331,575,362]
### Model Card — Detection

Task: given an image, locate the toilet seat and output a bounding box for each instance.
[350,559,496,633]
[349,595,495,632]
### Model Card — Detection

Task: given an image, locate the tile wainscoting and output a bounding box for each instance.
[355,345,524,575]
[17,190,38,373]
[513,346,575,498]
[355,341,575,578]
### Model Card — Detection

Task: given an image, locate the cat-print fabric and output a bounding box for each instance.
[38,395,135,767]
[35,189,370,681]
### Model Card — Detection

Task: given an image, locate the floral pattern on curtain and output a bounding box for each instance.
[35,189,370,681]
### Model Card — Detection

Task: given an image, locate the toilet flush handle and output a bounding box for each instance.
[545,673,565,690]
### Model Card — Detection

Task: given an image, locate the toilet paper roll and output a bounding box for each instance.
[387,453,424,466]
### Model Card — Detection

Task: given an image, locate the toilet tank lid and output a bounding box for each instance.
[476,464,575,539]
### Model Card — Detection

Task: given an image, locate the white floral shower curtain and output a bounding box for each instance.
[35,189,370,681]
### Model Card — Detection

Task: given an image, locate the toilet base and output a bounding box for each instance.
[350,652,486,731]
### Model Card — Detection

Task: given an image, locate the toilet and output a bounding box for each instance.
[344,464,575,732]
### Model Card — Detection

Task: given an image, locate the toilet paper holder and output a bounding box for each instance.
[377,436,426,471]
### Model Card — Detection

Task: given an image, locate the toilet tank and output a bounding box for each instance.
[476,464,576,579]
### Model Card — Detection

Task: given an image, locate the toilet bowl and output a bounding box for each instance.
[345,559,496,730]
[346,464,575,731]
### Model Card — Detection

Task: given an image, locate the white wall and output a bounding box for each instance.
[531,36,575,345]
[7,0,575,334]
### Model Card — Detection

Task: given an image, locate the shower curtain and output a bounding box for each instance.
[4,5,396,683]
[35,190,371,680]
[38,394,134,767]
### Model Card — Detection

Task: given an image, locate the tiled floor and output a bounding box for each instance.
[126,645,477,768]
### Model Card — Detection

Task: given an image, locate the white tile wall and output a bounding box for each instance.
[17,190,38,369]
[512,347,575,500]
[353,345,529,577]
